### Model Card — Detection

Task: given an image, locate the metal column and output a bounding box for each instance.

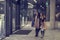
[15,1,20,30]
[5,0,12,36]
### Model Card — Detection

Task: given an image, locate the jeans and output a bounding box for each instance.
[35,28,45,37]
[35,28,41,36]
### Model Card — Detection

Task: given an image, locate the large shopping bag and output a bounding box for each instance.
[44,22,47,30]
[40,22,47,30]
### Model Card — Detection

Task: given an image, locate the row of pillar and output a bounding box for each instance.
[5,0,57,37]
[5,0,20,36]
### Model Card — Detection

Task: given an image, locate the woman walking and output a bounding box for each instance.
[40,13,46,38]
[34,11,40,37]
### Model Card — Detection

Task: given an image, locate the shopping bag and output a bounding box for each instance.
[31,20,34,27]
[44,22,47,30]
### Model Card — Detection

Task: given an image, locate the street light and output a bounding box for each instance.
[15,0,18,1]
[57,5,59,8]
[1,7,3,10]
[46,1,48,7]
[34,0,37,3]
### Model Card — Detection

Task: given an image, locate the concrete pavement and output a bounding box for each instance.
[3,23,60,40]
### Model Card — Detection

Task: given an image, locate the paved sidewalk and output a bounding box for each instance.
[3,27,60,40]
[2,22,60,40]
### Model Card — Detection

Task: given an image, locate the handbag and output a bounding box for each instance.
[31,20,34,27]
[44,22,47,30]
[40,22,47,30]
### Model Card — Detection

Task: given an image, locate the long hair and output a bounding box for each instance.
[37,12,40,18]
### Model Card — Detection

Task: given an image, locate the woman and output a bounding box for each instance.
[40,13,46,38]
[34,11,40,37]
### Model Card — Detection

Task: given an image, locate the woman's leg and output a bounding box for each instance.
[35,28,39,37]
[35,28,41,37]
[41,29,45,38]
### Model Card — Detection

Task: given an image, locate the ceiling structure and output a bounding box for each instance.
[11,0,60,13]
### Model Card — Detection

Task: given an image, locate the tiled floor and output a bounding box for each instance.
[3,22,60,40]
[3,29,60,40]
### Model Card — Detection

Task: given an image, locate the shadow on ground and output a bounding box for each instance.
[13,30,32,35]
